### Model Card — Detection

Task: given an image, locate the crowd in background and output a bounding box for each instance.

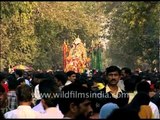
[0,66,160,119]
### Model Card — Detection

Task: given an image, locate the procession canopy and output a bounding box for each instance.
[64,37,90,73]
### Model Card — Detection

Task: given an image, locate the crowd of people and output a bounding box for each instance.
[0,65,160,119]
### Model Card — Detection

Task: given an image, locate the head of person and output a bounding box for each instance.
[0,72,6,84]
[105,66,121,86]
[7,75,18,90]
[17,78,26,86]
[136,81,150,94]
[66,71,76,83]
[58,83,93,119]
[54,72,67,87]
[99,102,119,119]
[106,108,140,120]
[14,69,24,78]
[121,67,132,79]
[39,78,60,109]
[16,84,32,105]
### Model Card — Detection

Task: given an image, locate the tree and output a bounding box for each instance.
[1,2,107,70]
[1,2,38,70]
[105,2,160,70]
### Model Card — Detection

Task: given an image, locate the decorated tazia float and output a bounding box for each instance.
[62,37,90,73]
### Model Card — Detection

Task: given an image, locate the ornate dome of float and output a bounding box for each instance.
[63,36,90,73]
[74,37,81,45]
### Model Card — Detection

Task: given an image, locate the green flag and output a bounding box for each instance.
[91,49,96,69]
[96,47,102,71]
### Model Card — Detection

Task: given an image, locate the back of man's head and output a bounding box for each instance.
[39,78,60,107]
[16,84,32,102]
[136,81,150,94]
[54,72,67,85]
[7,75,18,90]
[15,69,24,77]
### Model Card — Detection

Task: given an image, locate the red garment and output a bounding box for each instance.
[150,84,154,91]
[2,83,9,93]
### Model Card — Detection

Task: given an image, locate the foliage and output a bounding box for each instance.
[0,2,105,70]
[105,2,160,70]
[1,2,38,70]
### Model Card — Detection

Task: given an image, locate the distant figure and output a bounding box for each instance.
[65,71,76,86]
[0,84,9,114]
[54,71,67,91]
[7,75,18,111]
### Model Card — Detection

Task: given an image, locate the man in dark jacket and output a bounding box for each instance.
[95,66,129,109]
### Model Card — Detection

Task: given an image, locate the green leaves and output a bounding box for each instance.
[105,2,159,69]
[1,2,105,70]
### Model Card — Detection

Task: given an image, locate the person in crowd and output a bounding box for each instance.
[124,92,152,119]
[117,67,132,91]
[0,72,8,93]
[17,78,25,86]
[14,69,24,81]
[100,66,129,108]
[58,82,93,119]
[23,72,32,86]
[121,67,132,80]
[54,71,67,91]
[0,84,9,114]
[33,73,46,105]
[4,84,40,118]
[121,67,140,92]
[106,107,140,120]
[64,71,76,86]
[6,75,18,111]
[37,78,63,118]
[32,76,62,115]
[99,102,119,119]
[136,81,160,119]
[151,80,160,111]
[14,69,30,86]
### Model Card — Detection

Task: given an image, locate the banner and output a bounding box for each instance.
[62,41,68,70]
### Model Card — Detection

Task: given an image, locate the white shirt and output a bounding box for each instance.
[59,85,64,91]
[38,107,63,118]
[34,84,41,100]
[64,80,72,86]
[106,85,122,99]
[25,79,30,86]
[128,91,137,103]
[32,101,45,114]
[33,101,62,117]
[117,80,125,91]
[149,101,160,119]
[4,105,40,118]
